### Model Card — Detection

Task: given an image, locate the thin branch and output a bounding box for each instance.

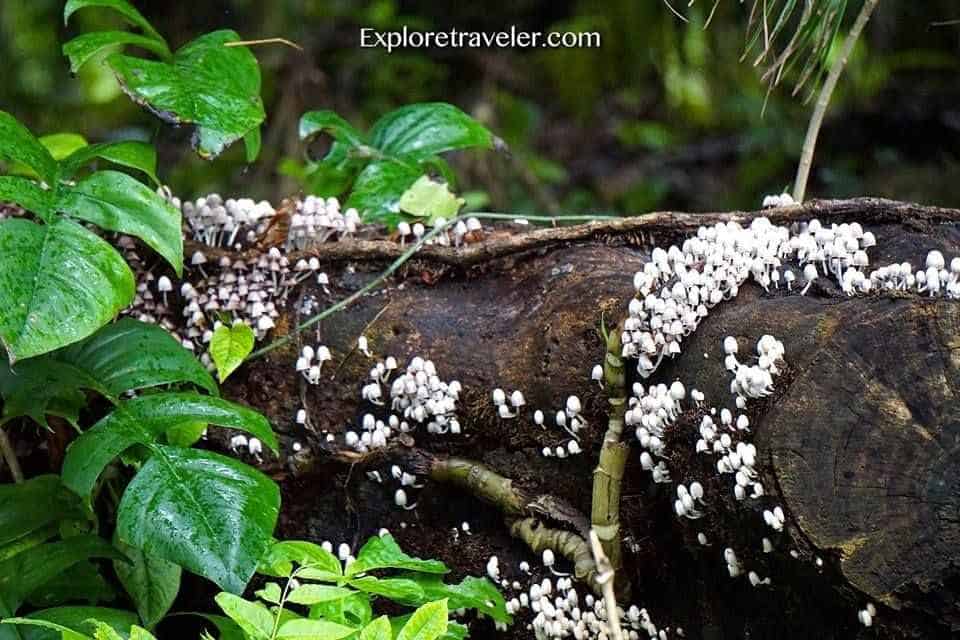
[225,38,304,51]
[793,0,881,202]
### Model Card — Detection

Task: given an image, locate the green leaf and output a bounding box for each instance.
[0,476,87,547]
[0,111,58,185]
[164,421,207,448]
[0,536,125,613]
[285,585,354,606]
[401,574,511,624]
[0,176,55,219]
[346,535,447,578]
[358,616,392,640]
[58,171,182,274]
[41,134,89,162]
[57,318,217,398]
[390,618,466,640]
[117,446,280,594]
[210,324,254,383]
[113,537,181,628]
[25,561,116,608]
[0,525,59,564]
[89,621,122,640]
[308,593,371,629]
[0,217,134,362]
[369,103,495,161]
[15,607,138,640]
[299,111,367,149]
[107,31,264,159]
[62,392,274,499]
[63,32,169,75]
[0,358,106,428]
[213,593,274,640]
[345,160,422,225]
[63,0,167,47]
[243,128,261,164]
[398,176,464,223]
[0,619,90,640]
[253,583,282,605]
[275,619,356,640]
[60,142,159,185]
[396,600,447,640]
[258,541,342,581]
[347,577,424,606]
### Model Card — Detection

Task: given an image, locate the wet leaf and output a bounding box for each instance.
[258,541,342,581]
[400,574,511,624]
[369,103,495,161]
[60,142,158,185]
[0,618,90,640]
[395,600,447,640]
[58,171,182,274]
[117,447,280,594]
[62,392,275,499]
[63,0,167,46]
[0,476,87,548]
[107,31,264,159]
[299,111,367,149]
[0,111,59,185]
[113,537,181,628]
[345,160,421,226]
[210,323,254,383]
[0,218,134,362]
[346,535,447,577]
[63,32,169,75]
[0,176,55,220]
[214,593,274,640]
[25,562,115,608]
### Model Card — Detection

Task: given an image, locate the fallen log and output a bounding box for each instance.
[215,197,959,638]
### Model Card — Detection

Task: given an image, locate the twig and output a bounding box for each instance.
[225,38,304,51]
[792,0,881,202]
[0,427,23,483]
[329,303,391,381]
[589,529,625,640]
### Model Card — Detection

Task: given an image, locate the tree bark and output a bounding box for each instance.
[221,197,960,638]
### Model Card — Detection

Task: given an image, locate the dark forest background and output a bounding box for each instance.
[3,0,959,214]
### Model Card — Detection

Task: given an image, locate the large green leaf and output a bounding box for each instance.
[400,574,510,624]
[0,476,88,547]
[275,619,356,640]
[113,537,181,628]
[0,536,125,614]
[346,535,447,578]
[0,176,55,219]
[209,324,254,383]
[15,607,138,640]
[0,619,89,640]
[58,171,182,274]
[395,600,447,640]
[8,135,89,178]
[369,103,495,161]
[63,32,170,75]
[63,0,167,47]
[213,593,274,640]
[0,217,134,362]
[347,577,424,606]
[106,31,264,159]
[0,358,105,427]
[0,111,58,185]
[258,541,342,581]
[60,142,158,185]
[117,446,280,594]
[345,160,422,225]
[58,318,217,398]
[62,392,274,499]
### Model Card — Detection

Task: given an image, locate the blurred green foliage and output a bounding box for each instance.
[1,0,958,213]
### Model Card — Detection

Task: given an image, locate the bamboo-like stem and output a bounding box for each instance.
[510,518,597,586]
[426,456,529,516]
[0,428,23,483]
[792,0,881,203]
[591,323,628,580]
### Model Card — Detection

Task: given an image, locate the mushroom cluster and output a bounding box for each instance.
[287,195,362,250]
[177,192,276,249]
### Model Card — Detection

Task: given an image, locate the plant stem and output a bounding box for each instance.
[590,323,628,585]
[792,0,880,203]
[588,529,625,640]
[0,427,23,483]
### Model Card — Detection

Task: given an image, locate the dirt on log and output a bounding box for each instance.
[217,198,959,639]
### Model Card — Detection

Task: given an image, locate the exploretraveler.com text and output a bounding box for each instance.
[360,26,601,53]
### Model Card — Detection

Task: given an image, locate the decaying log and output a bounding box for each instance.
[223,198,960,638]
